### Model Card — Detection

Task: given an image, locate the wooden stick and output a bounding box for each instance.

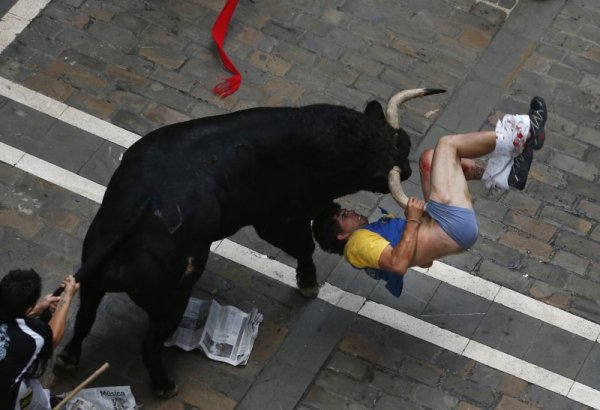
[52,362,110,410]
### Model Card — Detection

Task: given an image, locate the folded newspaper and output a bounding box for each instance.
[61,386,136,410]
[164,298,263,366]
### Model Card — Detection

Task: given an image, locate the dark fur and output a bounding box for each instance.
[55,101,414,396]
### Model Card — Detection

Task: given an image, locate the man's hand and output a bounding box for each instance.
[27,294,61,317]
[60,275,80,298]
[404,197,425,221]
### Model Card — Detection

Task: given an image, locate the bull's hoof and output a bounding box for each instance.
[153,381,178,399]
[299,284,320,299]
[53,351,79,376]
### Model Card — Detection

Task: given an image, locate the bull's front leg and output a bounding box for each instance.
[255,218,319,298]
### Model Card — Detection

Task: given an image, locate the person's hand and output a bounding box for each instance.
[27,294,61,317]
[60,275,80,298]
[404,197,425,221]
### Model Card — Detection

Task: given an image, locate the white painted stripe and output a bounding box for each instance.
[0,77,67,118]
[0,0,52,52]
[16,155,105,203]
[7,0,52,21]
[495,287,600,342]
[415,261,600,342]
[569,382,600,409]
[359,300,469,354]
[60,107,140,148]
[0,141,25,165]
[0,78,140,148]
[463,340,573,396]
[413,260,501,301]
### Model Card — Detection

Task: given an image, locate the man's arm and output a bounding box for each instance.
[48,275,79,347]
[377,197,425,275]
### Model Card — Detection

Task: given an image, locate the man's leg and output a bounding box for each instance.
[419,148,486,201]
[426,131,497,208]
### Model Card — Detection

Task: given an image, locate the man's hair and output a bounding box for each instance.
[0,269,42,318]
[312,202,347,255]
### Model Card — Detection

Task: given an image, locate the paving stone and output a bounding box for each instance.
[549,152,598,181]
[326,351,370,380]
[0,209,44,238]
[565,175,600,203]
[412,383,460,409]
[575,126,600,148]
[441,373,496,407]
[556,230,600,262]
[503,210,557,241]
[301,384,369,410]
[551,250,589,276]
[473,239,521,269]
[398,357,443,386]
[495,395,541,410]
[499,231,553,262]
[66,90,115,120]
[313,369,379,408]
[478,260,530,293]
[374,394,422,410]
[179,380,237,410]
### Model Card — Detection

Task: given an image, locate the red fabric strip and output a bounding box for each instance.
[212,0,241,98]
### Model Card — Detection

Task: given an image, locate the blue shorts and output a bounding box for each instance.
[426,200,478,249]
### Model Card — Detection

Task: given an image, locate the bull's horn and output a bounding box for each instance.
[386,88,446,129]
[388,166,408,209]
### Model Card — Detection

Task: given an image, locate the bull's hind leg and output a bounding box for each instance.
[141,290,190,398]
[255,218,319,298]
[132,250,208,398]
[54,283,105,374]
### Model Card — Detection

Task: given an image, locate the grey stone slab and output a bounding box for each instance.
[505,0,567,41]
[522,323,595,379]
[78,140,125,186]
[0,99,55,145]
[369,270,440,317]
[472,303,542,358]
[236,360,315,410]
[420,282,492,337]
[275,299,354,372]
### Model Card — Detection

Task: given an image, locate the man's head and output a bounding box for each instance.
[312,203,368,255]
[0,269,42,318]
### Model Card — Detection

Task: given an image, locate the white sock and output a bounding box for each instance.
[482,114,531,193]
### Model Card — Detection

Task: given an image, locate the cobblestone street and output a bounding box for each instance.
[1,0,599,408]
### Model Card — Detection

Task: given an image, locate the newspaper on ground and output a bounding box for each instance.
[60,386,136,410]
[164,297,263,366]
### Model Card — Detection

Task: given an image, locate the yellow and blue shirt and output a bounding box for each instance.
[344,210,407,297]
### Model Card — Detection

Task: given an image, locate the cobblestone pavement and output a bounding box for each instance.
[1,0,599,408]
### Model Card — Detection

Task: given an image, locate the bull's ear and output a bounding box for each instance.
[364,101,386,124]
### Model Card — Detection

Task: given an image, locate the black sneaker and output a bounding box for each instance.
[528,96,547,150]
[508,143,533,190]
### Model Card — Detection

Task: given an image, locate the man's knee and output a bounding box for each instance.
[419,149,434,176]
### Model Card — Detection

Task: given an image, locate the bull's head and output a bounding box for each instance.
[384,88,446,208]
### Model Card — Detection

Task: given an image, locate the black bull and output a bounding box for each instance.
[54,88,444,397]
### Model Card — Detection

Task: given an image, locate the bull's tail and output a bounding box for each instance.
[52,198,151,296]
